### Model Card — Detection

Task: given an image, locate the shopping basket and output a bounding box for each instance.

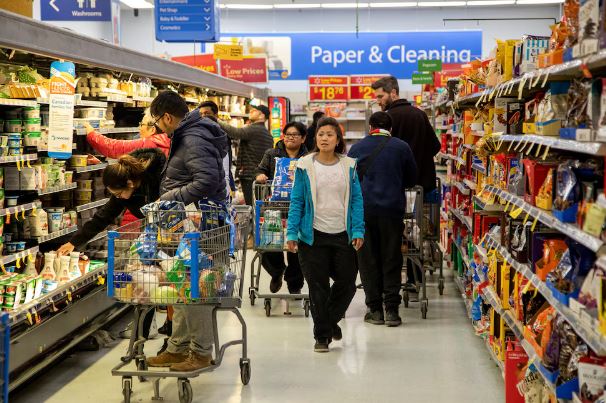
[107,201,251,403]
[250,182,310,317]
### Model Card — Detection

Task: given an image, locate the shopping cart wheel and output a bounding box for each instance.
[249,288,256,306]
[178,379,192,403]
[402,291,409,308]
[438,278,445,295]
[122,377,132,403]
[240,358,252,385]
[421,300,428,319]
[264,299,271,317]
[136,358,148,382]
[303,300,310,318]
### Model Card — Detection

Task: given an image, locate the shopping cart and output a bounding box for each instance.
[250,182,310,317]
[107,201,251,403]
[424,178,444,295]
[0,313,8,403]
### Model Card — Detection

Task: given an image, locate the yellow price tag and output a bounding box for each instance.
[26,159,32,168]
[28,253,34,262]
[522,279,533,293]
[67,291,72,302]
[26,312,33,326]
[509,206,524,219]
[16,160,21,171]
[16,258,21,269]
[505,201,511,212]
[97,275,105,286]
[31,206,37,217]
[535,144,542,158]
[523,211,531,224]
[531,216,539,232]
[33,309,39,324]
[4,213,9,225]
[14,209,19,221]
[542,146,550,160]
[21,208,25,220]
[0,264,5,274]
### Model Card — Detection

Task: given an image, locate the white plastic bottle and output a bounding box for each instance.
[58,255,71,284]
[24,257,38,276]
[40,252,57,280]
[68,252,81,280]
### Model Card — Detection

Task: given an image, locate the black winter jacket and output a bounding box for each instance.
[219,121,273,180]
[70,148,166,248]
[255,140,308,180]
[386,99,441,192]
[161,112,227,204]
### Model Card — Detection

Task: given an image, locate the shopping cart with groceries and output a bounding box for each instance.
[106,200,251,403]
[250,182,310,317]
[423,178,444,295]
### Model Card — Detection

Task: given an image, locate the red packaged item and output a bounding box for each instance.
[522,159,557,207]
[505,340,529,403]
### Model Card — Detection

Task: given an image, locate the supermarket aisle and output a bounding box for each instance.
[11,268,503,403]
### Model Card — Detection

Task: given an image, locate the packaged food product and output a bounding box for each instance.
[4,120,21,133]
[23,118,40,132]
[23,131,41,147]
[70,155,88,167]
[22,106,40,119]
[270,158,296,201]
[47,211,63,233]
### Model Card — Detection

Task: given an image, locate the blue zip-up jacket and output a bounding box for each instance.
[286,153,365,245]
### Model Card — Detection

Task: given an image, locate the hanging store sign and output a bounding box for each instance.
[48,61,75,160]
[219,58,268,83]
[412,72,434,85]
[349,74,389,100]
[155,0,220,42]
[172,54,218,74]
[41,0,112,21]
[308,76,349,101]
[213,44,243,60]
[418,59,443,72]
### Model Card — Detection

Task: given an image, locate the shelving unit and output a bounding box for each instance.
[33,226,78,244]
[0,202,42,218]
[37,183,78,196]
[76,198,109,213]
[73,163,108,174]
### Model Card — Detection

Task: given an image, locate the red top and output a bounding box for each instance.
[86,130,171,158]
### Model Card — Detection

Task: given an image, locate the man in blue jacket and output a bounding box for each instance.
[348,111,417,327]
[147,91,227,372]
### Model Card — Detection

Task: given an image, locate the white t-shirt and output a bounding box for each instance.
[313,158,347,234]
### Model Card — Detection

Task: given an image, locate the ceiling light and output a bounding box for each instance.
[467,0,515,4]
[225,4,274,9]
[219,4,226,8]
[274,3,322,8]
[516,0,563,3]
[321,3,370,8]
[370,2,417,7]
[418,1,466,5]
[120,0,154,8]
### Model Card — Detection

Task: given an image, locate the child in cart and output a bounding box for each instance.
[255,121,308,294]
[286,117,364,353]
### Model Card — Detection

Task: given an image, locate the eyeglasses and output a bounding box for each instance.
[284,133,303,139]
[108,189,125,198]
[139,122,155,128]
[150,113,165,128]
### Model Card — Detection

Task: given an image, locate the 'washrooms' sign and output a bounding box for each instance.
[41,0,113,21]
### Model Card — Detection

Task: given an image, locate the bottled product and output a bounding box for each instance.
[40,252,56,280]
[58,255,71,284]
[68,252,81,280]
[24,257,37,276]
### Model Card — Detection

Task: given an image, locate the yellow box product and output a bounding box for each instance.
[500,261,513,309]
[503,40,519,81]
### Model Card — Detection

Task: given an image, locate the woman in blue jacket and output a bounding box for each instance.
[286,117,364,353]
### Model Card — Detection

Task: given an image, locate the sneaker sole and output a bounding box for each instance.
[364,319,385,325]
[385,320,402,327]
[146,362,174,367]
[314,348,330,353]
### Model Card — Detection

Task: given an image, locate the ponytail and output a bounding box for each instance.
[103,154,149,189]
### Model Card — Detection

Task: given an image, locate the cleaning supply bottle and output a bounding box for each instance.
[40,252,57,280]
[58,255,71,284]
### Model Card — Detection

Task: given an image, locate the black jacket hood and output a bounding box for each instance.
[174,111,228,159]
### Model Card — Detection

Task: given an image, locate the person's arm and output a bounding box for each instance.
[87,131,157,158]
[67,196,124,249]
[255,150,273,181]
[286,167,305,243]
[350,167,365,242]
[401,144,418,189]
[160,136,222,205]
[218,121,255,141]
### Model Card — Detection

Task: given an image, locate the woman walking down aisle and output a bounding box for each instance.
[286,117,364,353]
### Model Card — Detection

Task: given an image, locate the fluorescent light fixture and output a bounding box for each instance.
[321,3,370,8]
[516,0,563,3]
[370,2,417,7]
[219,4,226,8]
[225,4,274,9]
[274,3,322,8]
[120,0,154,8]
[418,1,466,5]
[467,0,515,4]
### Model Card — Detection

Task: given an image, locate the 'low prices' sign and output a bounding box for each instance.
[219,58,268,83]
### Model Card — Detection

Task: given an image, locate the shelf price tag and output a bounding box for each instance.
[509,206,524,219]
[98,275,105,286]
[308,76,349,101]
[349,75,387,100]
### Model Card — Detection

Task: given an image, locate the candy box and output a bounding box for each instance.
[507,102,524,135]
[505,341,528,403]
[575,0,599,57]
[522,159,557,206]
[494,98,514,134]
[517,35,550,74]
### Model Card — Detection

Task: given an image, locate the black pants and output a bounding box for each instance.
[262,252,305,292]
[357,214,403,312]
[298,230,358,340]
[240,178,254,206]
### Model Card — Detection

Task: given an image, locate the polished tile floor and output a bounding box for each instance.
[11,263,504,403]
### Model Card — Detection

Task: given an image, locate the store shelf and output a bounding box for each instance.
[484,339,505,378]
[0,246,39,266]
[76,99,109,108]
[454,181,470,196]
[76,127,139,136]
[184,97,199,104]
[463,179,477,190]
[0,98,38,107]
[472,163,487,175]
[33,226,78,243]
[484,185,603,253]
[37,183,77,195]
[87,230,107,244]
[473,195,505,212]
[498,134,606,156]
[0,201,41,218]
[0,154,38,165]
[74,163,108,174]
[454,241,471,268]
[486,234,606,355]
[131,95,155,103]
[474,243,488,263]
[76,198,109,213]
[451,208,472,231]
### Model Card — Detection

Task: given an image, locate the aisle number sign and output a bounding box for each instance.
[48,61,75,160]
[155,0,219,42]
[309,76,349,101]
[213,44,243,60]
[349,74,388,100]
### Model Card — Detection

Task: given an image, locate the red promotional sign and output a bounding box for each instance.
[349,74,388,100]
[309,75,349,101]
[220,58,268,83]
[171,54,218,74]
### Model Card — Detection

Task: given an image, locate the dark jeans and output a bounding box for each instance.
[262,251,304,292]
[298,230,357,340]
[240,178,254,206]
[357,214,403,312]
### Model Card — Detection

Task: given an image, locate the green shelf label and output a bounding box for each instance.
[418,59,442,72]
[412,73,434,85]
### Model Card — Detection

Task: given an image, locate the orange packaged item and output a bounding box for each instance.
[535,239,568,281]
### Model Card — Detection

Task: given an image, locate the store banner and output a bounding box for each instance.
[204,31,481,80]
[41,0,112,21]
[308,75,349,101]
[155,0,220,42]
[48,61,75,160]
[219,58,268,83]
[172,54,218,74]
[349,74,389,100]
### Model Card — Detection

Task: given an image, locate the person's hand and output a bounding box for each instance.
[255,174,268,184]
[352,238,364,251]
[83,122,95,134]
[287,240,298,253]
[57,242,75,256]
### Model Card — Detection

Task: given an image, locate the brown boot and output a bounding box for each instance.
[170,351,213,372]
[147,351,187,367]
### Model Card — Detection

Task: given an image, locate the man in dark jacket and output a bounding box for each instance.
[147,91,226,372]
[219,104,273,206]
[349,112,417,327]
[255,121,308,294]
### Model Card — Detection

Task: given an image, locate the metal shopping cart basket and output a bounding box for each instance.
[107,201,251,403]
[250,182,310,317]
[423,178,444,295]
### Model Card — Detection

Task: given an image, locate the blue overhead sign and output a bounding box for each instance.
[155,0,220,42]
[41,0,112,21]
[206,31,482,80]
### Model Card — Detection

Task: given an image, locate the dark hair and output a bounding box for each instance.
[315,117,346,154]
[198,100,219,115]
[150,90,189,120]
[283,121,307,137]
[103,154,148,190]
[371,76,399,96]
[312,111,325,124]
[369,111,392,131]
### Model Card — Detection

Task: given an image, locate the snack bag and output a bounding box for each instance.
[141,200,187,237]
[270,158,297,201]
[199,269,222,298]
[130,224,158,265]
[176,237,213,270]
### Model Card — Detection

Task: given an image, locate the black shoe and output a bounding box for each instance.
[314,338,330,353]
[158,320,172,336]
[332,324,342,341]
[270,277,283,293]
[288,288,302,295]
[157,337,169,355]
[385,310,402,327]
[364,310,385,325]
